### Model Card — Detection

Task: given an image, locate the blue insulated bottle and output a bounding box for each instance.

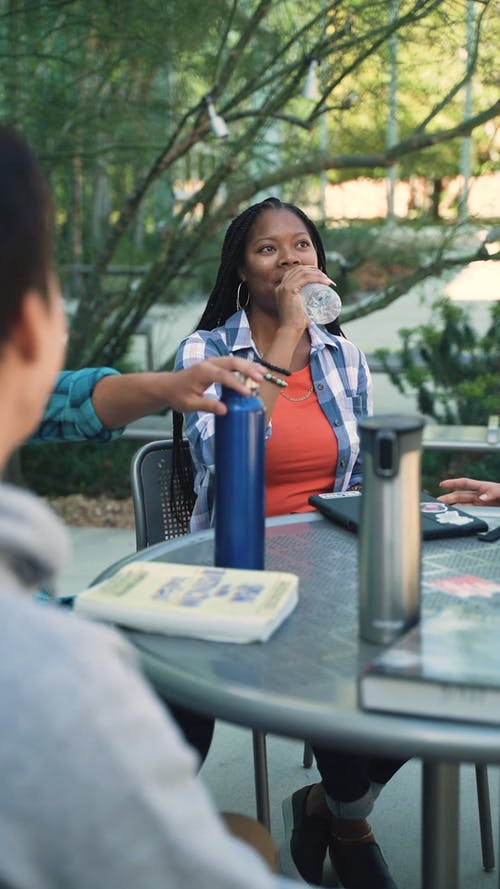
[215,379,265,570]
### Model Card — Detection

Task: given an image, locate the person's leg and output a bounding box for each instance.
[167,701,215,766]
[369,756,405,785]
[314,746,404,818]
[319,747,404,888]
[312,746,374,807]
[281,745,404,888]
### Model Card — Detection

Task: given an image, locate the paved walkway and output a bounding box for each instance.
[56,525,136,599]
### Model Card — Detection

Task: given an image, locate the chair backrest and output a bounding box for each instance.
[130,438,196,550]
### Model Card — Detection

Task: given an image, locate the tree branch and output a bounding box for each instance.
[341,248,500,324]
[415,0,488,132]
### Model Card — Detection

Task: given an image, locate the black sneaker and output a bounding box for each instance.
[329,837,399,889]
[280,785,330,886]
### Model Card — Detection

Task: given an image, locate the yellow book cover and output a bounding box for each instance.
[74,562,299,643]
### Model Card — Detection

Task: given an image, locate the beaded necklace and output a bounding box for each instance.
[253,340,313,402]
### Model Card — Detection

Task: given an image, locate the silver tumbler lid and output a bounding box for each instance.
[359,414,425,479]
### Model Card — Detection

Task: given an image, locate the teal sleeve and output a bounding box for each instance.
[31,368,125,443]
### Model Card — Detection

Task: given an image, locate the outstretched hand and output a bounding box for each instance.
[438,477,500,507]
[167,356,265,415]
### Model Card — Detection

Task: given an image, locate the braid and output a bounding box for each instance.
[173,195,343,506]
[173,205,267,503]
[197,204,269,330]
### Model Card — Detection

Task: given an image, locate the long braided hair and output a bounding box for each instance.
[172,195,344,509]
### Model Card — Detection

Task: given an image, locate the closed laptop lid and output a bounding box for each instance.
[308,491,489,540]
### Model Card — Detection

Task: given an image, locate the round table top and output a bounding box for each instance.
[95,509,500,764]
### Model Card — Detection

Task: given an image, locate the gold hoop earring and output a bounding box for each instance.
[236,281,250,311]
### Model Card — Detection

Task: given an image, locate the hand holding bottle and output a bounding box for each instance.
[275,267,341,327]
[300,282,342,324]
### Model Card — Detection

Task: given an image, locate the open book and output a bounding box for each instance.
[74,561,299,643]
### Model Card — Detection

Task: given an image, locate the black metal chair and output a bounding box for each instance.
[130,439,495,868]
[130,437,272,828]
[130,438,196,549]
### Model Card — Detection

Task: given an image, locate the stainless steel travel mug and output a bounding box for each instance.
[358,414,425,644]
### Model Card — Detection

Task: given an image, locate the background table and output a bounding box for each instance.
[423,421,500,452]
[94,508,500,889]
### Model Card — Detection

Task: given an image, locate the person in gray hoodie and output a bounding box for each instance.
[0,123,301,889]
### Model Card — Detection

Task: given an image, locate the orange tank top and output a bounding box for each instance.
[265,364,338,517]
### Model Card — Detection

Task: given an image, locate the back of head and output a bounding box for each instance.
[0,125,51,346]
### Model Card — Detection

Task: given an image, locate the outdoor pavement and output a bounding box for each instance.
[53,255,500,887]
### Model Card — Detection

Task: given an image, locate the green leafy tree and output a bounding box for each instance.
[0,0,498,367]
[374,299,500,491]
[375,299,500,424]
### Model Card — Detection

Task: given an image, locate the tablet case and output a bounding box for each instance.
[308,491,489,540]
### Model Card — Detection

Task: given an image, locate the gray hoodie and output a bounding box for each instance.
[0,483,296,888]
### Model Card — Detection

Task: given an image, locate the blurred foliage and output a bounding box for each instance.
[0,0,497,366]
[19,292,500,498]
[375,299,500,424]
[376,298,500,493]
[20,439,140,499]
[19,433,499,499]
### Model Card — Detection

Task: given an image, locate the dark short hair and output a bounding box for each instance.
[0,125,52,344]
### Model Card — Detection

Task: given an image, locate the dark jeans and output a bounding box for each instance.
[168,699,403,801]
[312,743,405,804]
[168,701,215,766]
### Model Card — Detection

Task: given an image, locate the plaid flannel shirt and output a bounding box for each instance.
[31,368,124,443]
[175,310,373,531]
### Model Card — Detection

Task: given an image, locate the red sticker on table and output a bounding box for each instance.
[430,575,500,598]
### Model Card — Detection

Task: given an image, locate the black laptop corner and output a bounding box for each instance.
[308,491,488,540]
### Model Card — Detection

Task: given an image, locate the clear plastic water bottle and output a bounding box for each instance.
[214,377,265,570]
[300,282,342,325]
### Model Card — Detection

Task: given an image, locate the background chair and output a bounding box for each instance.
[130,437,271,828]
[130,437,195,548]
[130,439,495,866]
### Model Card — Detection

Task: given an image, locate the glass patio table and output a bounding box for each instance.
[93,508,500,889]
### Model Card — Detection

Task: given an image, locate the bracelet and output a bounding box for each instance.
[258,358,292,377]
[263,372,288,389]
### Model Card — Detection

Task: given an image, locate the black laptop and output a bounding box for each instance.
[308,491,489,540]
